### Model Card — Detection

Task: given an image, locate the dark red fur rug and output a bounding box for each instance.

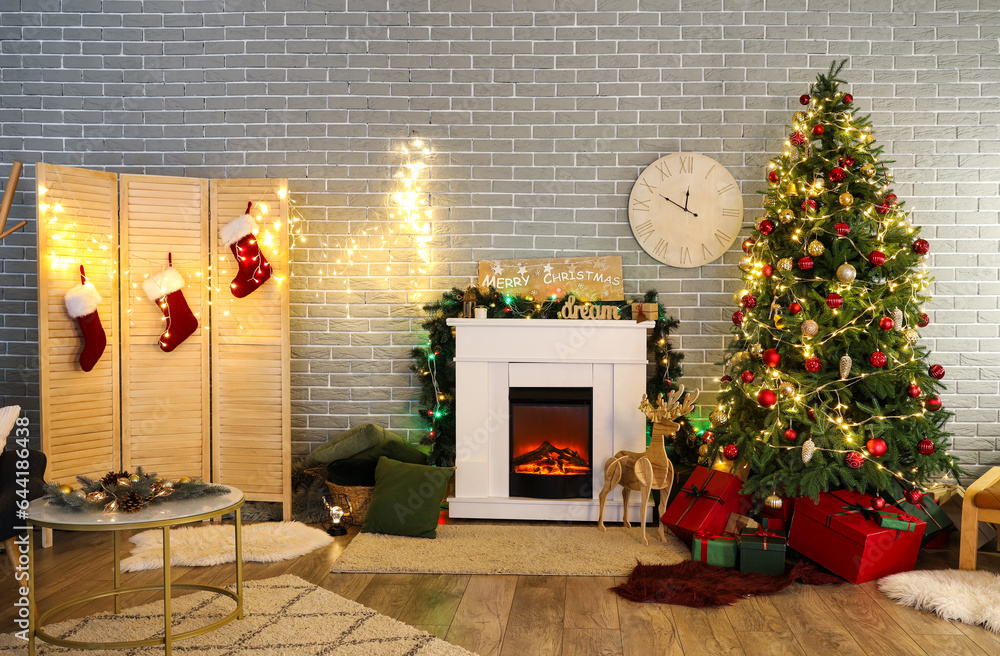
[613,559,843,607]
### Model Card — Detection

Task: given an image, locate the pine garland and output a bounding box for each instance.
[43,467,229,513]
[411,287,698,467]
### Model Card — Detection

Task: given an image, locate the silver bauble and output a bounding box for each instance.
[801,320,819,337]
[765,494,783,510]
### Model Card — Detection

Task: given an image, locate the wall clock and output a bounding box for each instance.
[627,152,743,268]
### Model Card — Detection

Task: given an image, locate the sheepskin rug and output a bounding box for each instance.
[120,521,333,572]
[879,569,1000,633]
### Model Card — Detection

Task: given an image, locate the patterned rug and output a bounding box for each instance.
[0,574,474,655]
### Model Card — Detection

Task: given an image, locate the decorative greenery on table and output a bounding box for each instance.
[43,468,229,514]
[412,287,697,467]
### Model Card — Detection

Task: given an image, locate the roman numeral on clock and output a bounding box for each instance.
[679,246,691,265]
[653,238,668,259]
[702,242,713,260]
[655,162,671,179]
[679,156,693,174]
[721,207,740,218]
[714,229,732,247]
[638,179,656,194]
[634,219,655,241]
[717,183,735,195]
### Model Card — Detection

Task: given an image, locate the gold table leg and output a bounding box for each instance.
[163,525,172,655]
[235,507,243,620]
[28,528,35,656]
[113,530,122,614]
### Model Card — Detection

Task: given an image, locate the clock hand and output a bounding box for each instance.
[684,187,690,211]
[661,194,698,217]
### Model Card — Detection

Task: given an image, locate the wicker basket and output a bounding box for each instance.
[324,481,373,527]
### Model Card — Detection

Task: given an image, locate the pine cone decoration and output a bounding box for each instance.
[839,355,852,379]
[116,490,145,513]
[891,308,903,330]
[100,470,131,489]
[802,438,816,464]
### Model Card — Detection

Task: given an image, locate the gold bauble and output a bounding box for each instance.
[807,240,825,257]
[793,111,807,123]
[861,163,876,177]
[117,477,131,487]
[86,491,107,502]
[903,329,919,346]
[836,263,857,283]
[763,197,776,208]
[129,473,141,483]
[178,476,191,484]
[57,483,73,495]
[710,409,729,426]
[739,256,753,272]
[839,192,854,207]
[733,289,749,305]
[698,444,710,457]
[749,343,763,358]
[162,480,174,489]
[777,257,793,272]
[765,494,784,510]
[801,320,819,337]
[774,315,786,330]
[779,381,796,397]
[779,209,796,223]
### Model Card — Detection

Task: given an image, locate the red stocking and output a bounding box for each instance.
[220,202,271,298]
[143,255,198,352]
[64,266,107,372]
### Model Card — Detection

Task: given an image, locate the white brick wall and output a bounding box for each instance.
[1,2,998,478]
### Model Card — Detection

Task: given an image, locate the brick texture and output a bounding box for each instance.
[2,3,998,478]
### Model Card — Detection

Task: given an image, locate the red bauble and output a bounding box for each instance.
[926,395,942,411]
[801,198,817,212]
[784,428,798,441]
[884,193,897,205]
[929,364,945,379]
[879,316,895,331]
[869,250,887,266]
[876,202,890,215]
[813,124,825,135]
[762,264,774,277]
[732,311,745,326]
[905,489,923,504]
[918,439,935,455]
[762,348,782,367]
[799,94,811,105]
[741,370,756,384]
[842,155,855,168]
[871,495,886,510]
[743,238,755,253]
[845,452,864,469]
[757,388,777,408]
[797,256,814,271]
[913,238,930,255]
[723,444,739,460]
[703,434,714,445]
[768,170,779,183]
[720,375,733,383]
[759,219,775,235]
[870,351,888,368]
[829,167,845,182]
[807,408,816,420]
[834,221,851,237]
[866,438,887,457]
[803,356,822,373]
[907,383,922,398]
[843,93,853,103]
[918,313,930,327]
[742,294,758,309]
[790,131,806,146]
[826,293,843,309]
[789,302,802,315]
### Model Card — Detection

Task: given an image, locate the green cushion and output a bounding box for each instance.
[361,457,454,539]
[302,423,404,467]
[356,439,428,465]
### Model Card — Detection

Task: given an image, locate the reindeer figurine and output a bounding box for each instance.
[598,385,699,545]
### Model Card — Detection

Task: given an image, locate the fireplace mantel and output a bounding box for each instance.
[446,318,651,522]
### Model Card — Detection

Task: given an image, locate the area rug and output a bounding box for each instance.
[879,569,1000,633]
[331,524,689,575]
[120,521,333,572]
[612,560,844,606]
[0,574,474,655]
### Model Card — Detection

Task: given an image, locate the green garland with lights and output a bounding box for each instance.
[412,288,700,467]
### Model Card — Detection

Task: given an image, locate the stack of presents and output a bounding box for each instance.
[661,465,965,584]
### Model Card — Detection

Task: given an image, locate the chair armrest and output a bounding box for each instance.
[966,467,1000,502]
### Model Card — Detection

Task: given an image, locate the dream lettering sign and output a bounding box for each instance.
[477,256,624,302]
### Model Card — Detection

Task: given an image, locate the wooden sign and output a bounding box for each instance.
[477,256,624,301]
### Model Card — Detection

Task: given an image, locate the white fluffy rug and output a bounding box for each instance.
[120,521,333,572]
[879,569,1000,633]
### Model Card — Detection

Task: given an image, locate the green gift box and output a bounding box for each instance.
[739,527,787,575]
[692,531,738,568]
[888,480,954,541]
[877,509,920,532]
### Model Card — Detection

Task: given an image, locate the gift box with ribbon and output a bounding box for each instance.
[787,489,926,584]
[661,466,746,543]
[739,527,787,575]
[692,531,738,567]
[631,302,659,323]
[887,479,954,543]
[666,464,696,506]
[878,509,920,532]
[724,512,759,536]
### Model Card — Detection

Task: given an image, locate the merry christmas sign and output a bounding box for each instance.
[477,256,624,301]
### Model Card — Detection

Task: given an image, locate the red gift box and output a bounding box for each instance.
[762,496,796,522]
[787,489,926,584]
[661,466,745,543]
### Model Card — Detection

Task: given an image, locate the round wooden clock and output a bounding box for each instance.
[628,153,743,268]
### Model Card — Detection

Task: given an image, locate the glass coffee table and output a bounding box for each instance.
[25,486,245,655]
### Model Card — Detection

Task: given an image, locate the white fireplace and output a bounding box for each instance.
[446,317,651,522]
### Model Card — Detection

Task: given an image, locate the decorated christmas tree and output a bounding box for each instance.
[711,61,959,508]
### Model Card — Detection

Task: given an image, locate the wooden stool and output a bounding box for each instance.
[959,466,1000,570]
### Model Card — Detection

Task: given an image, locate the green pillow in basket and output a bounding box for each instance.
[361,457,454,539]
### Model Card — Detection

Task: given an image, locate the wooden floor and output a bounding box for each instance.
[3,521,1000,656]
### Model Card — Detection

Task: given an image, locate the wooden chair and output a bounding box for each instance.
[959,466,1000,570]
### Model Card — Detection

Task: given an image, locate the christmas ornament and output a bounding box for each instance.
[762,348,781,367]
[757,388,777,408]
[703,432,714,445]
[907,383,922,398]
[221,202,272,298]
[129,473,141,483]
[739,256,754,272]
[807,408,816,420]
[840,354,852,378]
[803,356,821,373]
[845,452,864,469]
[929,364,945,379]
[799,94,811,105]
[871,495,886,511]
[839,192,854,207]
[884,193,897,205]
[742,293,757,309]
[926,395,942,411]
[869,351,887,368]
[861,162,876,177]
[732,311,745,326]
[784,428,798,441]
[789,302,802,314]
[710,409,729,426]
[801,320,818,337]
[918,439,936,455]
[892,308,903,328]
[779,209,796,223]
[143,255,198,353]
[774,314,785,329]
[790,131,806,146]
[869,250,886,266]
[834,221,851,236]
[794,111,807,122]
[720,375,733,383]
[828,166,845,182]
[779,381,796,397]
[879,316,894,331]
[801,198,817,212]
[765,494,783,509]
[866,438,887,457]
[178,476,192,484]
[918,313,930,327]
[763,196,776,208]
[749,343,764,358]
[723,444,739,460]
[797,255,814,271]
[812,124,824,135]
[913,238,930,255]
[836,263,857,283]
[905,489,923,504]
[57,483,73,495]
[826,293,843,309]
[762,264,774,277]
[903,329,919,346]
[777,257,793,272]
[807,240,825,256]
[86,491,107,502]
[786,181,797,195]
[698,444,709,457]
[741,370,756,384]
[733,289,749,305]
[768,170,779,183]
[743,238,755,253]
[802,438,815,463]
[843,93,853,103]
[117,490,145,513]
[876,202,890,215]
[759,219,775,235]
[64,266,107,373]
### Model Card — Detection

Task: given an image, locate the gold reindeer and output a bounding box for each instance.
[598,385,700,545]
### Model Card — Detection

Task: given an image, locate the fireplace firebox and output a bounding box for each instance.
[509,387,593,500]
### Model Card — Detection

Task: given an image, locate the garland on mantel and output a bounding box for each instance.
[411,288,699,467]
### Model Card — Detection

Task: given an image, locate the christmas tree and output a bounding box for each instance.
[711,61,959,508]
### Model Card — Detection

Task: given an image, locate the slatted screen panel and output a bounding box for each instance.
[36,163,120,481]
[119,175,210,480]
[210,179,290,517]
